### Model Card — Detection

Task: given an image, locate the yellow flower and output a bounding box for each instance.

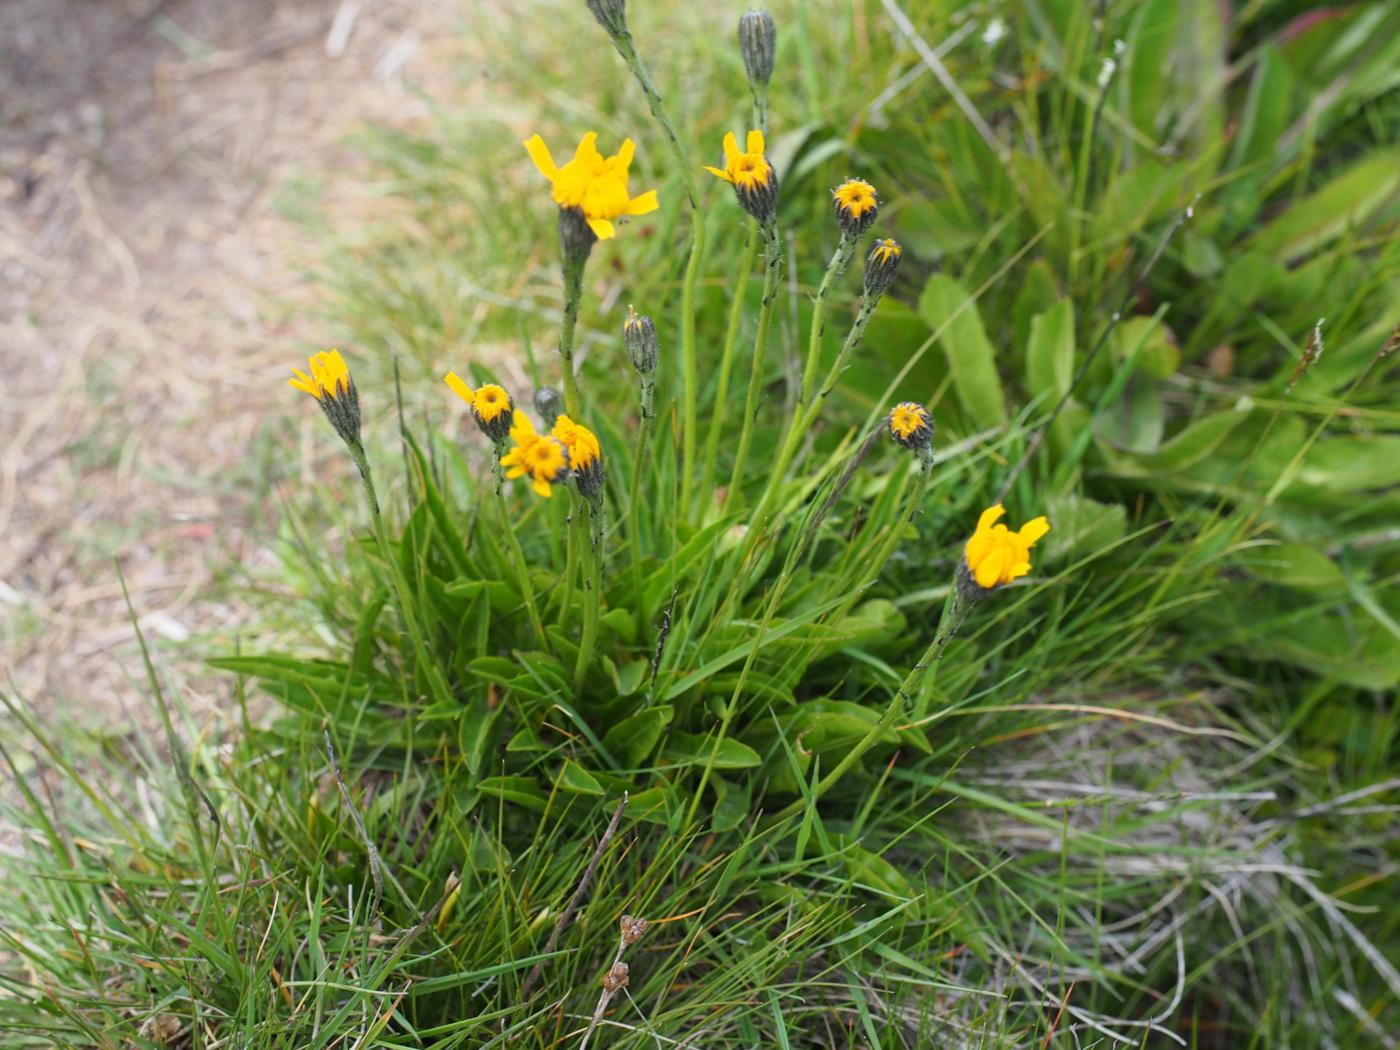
[553,414,606,500]
[551,414,601,472]
[832,179,878,236]
[704,130,778,223]
[869,238,901,266]
[523,131,659,240]
[500,411,570,498]
[289,349,352,402]
[964,504,1050,590]
[290,349,361,446]
[888,401,932,450]
[444,371,514,442]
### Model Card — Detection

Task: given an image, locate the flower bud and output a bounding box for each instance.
[558,206,598,269]
[620,914,649,945]
[623,306,659,376]
[833,179,878,239]
[888,401,933,452]
[533,386,564,429]
[864,238,902,298]
[585,0,627,37]
[738,10,776,87]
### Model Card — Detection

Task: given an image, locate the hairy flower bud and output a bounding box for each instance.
[623,306,659,376]
[585,0,627,37]
[533,386,564,429]
[738,10,776,87]
[864,238,902,298]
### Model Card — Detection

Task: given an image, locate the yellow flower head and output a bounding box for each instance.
[963,504,1051,590]
[888,401,932,450]
[832,179,878,237]
[865,238,903,297]
[290,349,352,402]
[704,130,778,224]
[290,349,361,446]
[553,413,606,499]
[523,131,659,241]
[870,238,901,266]
[500,410,570,498]
[444,372,514,443]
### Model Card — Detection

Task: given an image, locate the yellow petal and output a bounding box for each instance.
[573,131,602,164]
[702,165,733,183]
[746,129,765,155]
[532,477,553,498]
[523,135,558,180]
[721,131,740,164]
[614,137,636,170]
[975,504,1006,534]
[1017,516,1051,546]
[443,371,475,405]
[975,545,1009,588]
[625,189,660,216]
[509,410,538,442]
[289,376,319,397]
[587,217,616,240]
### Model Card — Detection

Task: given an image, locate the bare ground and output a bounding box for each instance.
[0,0,456,727]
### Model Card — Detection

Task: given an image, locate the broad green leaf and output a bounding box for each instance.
[478,776,549,812]
[1121,0,1177,144]
[555,760,604,796]
[1232,543,1347,592]
[661,733,761,769]
[1229,45,1294,172]
[1102,408,1247,477]
[1025,299,1074,401]
[1094,374,1164,454]
[600,706,674,767]
[1043,493,1128,563]
[711,776,751,833]
[917,274,1007,427]
[1295,436,1400,492]
[1251,150,1400,263]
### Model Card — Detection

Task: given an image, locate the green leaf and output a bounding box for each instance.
[600,706,674,767]
[1043,493,1128,563]
[1102,408,1247,477]
[1250,150,1400,263]
[917,274,1007,427]
[1295,437,1400,493]
[1229,45,1294,172]
[1094,374,1164,454]
[478,776,549,812]
[1024,298,1074,402]
[555,760,604,796]
[1232,543,1346,592]
[711,776,751,833]
[661,733,762,769]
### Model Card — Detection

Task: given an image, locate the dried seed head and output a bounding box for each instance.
[620,914,650,945]
[602,961,630,994]
[864,238,903,298]
[623,306,659,376]
[738,10,777,87]
[585,0,627,37]
[1285,318,1325,394]
[534,386,565,429]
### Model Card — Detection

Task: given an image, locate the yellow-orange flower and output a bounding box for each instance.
[964,504,1050,589]
[290,349,361,446]
[869,239,901,267]
[444,372,514,442]
[523,131,659,240]
[888,401,932,450]
[832,179,878,236]
[552,414,605,500]
[289,349,352,402]
[500,411,570,498]
[704,130,778,223]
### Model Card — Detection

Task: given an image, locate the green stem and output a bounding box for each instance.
[797,233,856,410]
[605,29,706,519]
[762,589,965,830]
[573,495,605,693]
[558,496,578,619]
[492,458,551,653]
[726,222,783,502]
[699,221,760,509]
[559,258,586,418]
[628,377,655,577]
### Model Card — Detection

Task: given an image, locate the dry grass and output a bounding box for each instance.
[0,0,461,727]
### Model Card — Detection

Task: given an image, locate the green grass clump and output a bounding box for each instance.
[4,1,1399,1046]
